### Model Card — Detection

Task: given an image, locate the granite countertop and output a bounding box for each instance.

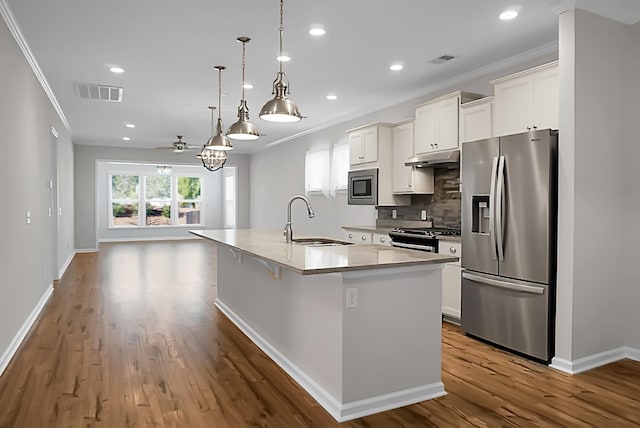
[191,229,458,275]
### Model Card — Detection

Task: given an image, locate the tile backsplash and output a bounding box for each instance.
[377,166,461,229]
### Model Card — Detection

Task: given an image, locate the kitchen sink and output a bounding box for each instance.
[292,238,353,247]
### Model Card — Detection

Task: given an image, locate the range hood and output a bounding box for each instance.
[405,149,460,167]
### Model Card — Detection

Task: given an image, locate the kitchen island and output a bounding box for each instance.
[191,229,457,422]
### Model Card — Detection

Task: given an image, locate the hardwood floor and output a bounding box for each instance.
[1,240,639,427]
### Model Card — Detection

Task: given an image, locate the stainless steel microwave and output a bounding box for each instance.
[348,168,378,205]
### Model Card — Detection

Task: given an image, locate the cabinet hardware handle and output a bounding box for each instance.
[408,183,412,187]
[348,233,353,238]
[361,235,367,241]
[527,126,531,130]
[449,247,457,254]
[380,237,386,243]
[533,125,537,129]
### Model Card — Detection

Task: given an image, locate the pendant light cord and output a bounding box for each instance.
[217,68,222,122]
[241,41,246,101]
[279,0,284,75]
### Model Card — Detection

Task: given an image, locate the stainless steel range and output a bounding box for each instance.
[389,227,461,253]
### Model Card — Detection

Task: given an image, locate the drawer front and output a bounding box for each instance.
[438,241,461,266]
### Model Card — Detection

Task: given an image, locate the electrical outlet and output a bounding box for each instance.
[26,211,31,225]
[392,209,397,219]
[421,210,427,221]
[346,288,358,309]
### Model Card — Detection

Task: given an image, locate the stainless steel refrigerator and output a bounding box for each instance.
[461,129,558,362]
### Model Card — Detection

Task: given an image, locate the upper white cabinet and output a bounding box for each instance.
[349,125,379,165]
[491,61,559,137]
[414,91,483,154]
[392,121,434,194]
[460,97,493,143]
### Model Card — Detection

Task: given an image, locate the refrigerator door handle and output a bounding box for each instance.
[496,155,506,262]
[489,156,499,261]
[462,271,545,295]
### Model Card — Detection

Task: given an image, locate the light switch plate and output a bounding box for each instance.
[421,210,427,221]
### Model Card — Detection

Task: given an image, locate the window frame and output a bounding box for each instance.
[108,169,205,229]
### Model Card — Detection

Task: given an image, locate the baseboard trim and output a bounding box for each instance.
[215,298,445,422]
[57,251,76,279]
[98,236,200,243]
[550,346,640,375]
[0,283,54,377]
[75,248,98,253]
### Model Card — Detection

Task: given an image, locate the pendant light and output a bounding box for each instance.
[259,0,303,123]
[198,106,228,172]
[227,37,260,140]
[205,66,233,151]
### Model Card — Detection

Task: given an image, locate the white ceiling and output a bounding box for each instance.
[3,0,639,154]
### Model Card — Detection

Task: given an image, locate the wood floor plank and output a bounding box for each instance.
[1,240,639,427]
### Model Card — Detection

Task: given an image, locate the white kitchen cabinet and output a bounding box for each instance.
[439,240,461,322]
[343,228,372,244]
[348,125,379,165]
[414,91,483,154]
[460,97,493,143]
[491,61,559,137]
[392,120,434,194]
[372,232,391,246]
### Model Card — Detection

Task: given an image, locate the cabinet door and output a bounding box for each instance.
[392,122,414,193]
[414,103,437,154]
[348,131,363,165]
[532,65,559,131]
[493,75,533,137]
[361,127,378,163]
[460,101,492,143]
[440,241,462,320]
[434,97,460,151]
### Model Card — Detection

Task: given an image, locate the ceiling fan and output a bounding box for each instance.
[156,135,198,153]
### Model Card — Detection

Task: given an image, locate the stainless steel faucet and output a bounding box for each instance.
[284,195,315,243]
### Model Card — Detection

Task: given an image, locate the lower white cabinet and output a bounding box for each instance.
[439,240,461,321]
[344,229,372,244]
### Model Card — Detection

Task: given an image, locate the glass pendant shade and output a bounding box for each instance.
[227,37,260,140]
[198,146,227,172]
[259,0,302,123]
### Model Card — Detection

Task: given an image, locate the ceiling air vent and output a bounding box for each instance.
[75,83,123,102]
[428,54,456,64]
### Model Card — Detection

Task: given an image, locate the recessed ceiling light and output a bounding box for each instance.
[125,123,135,128]
[276,55,291,62]
[326,94,337,100]
[390,63,404,71]
[109,66,125,74]
[309,26,326,36]
[242,83,254,89]
[122,137,131,141]
[499,10,518,20]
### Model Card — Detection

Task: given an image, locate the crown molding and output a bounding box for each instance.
[0,0,71,133]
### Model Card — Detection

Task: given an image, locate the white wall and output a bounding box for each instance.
[96,162,223,242]
[555,9,638,363]
[0,13,74,369]
[249,53,558,238]
[74,145,250,250]
[626,22,640,350]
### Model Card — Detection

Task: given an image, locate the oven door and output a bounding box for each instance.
[348,169,378,205]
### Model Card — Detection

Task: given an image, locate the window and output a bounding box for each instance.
[145,175,171,226]
[111,174,140,227]
[177,176,202,225]
[109,172,203,228]
[305,149,330,195]
[331,142,349,194]
[223,167,237,229]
